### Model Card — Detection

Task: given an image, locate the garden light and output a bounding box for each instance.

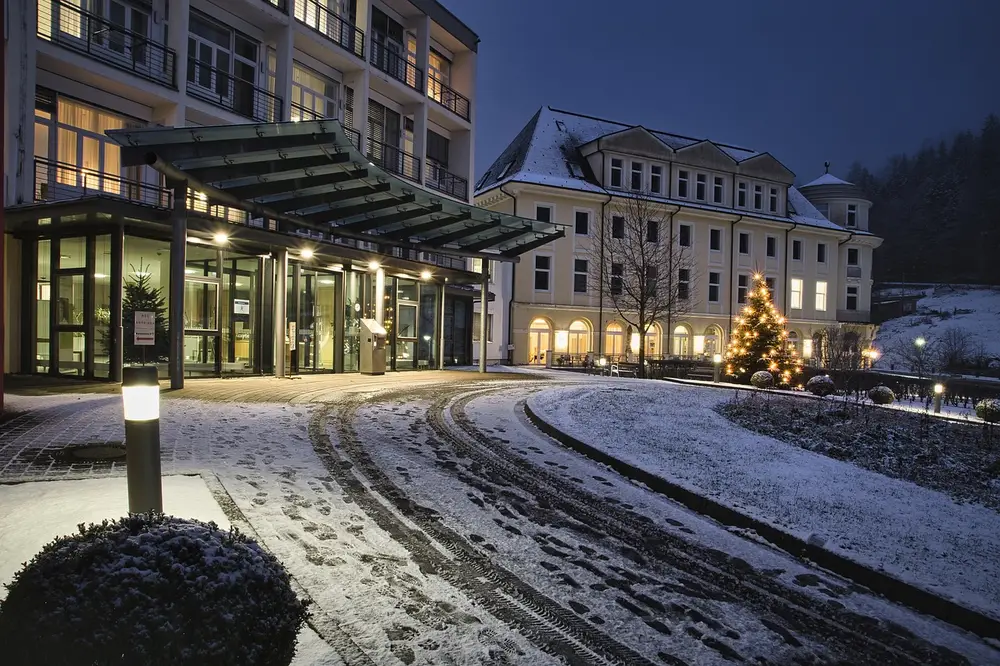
[915,337,926,348]
[933,383,944,414]
[713,353,722,383]
[122,366,162,513]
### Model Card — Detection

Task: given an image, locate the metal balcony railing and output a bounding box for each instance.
[261,0,288,12]
[837,309,872,323]
[37,0,175,88]
[289,103,361,149]
[426,162,468,200]
[427,73,470,121]
[369,40,423,92]
[366,137,420,184]
[33,158,171,208]
[295,0,365,59]
[186,58,283,122]
[846,265,863,278]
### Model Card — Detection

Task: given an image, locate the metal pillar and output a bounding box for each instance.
[479,265,488,374]
[168,181,187,389]
[110,225,124,382]
[374,267,386,325]
[274,249,288,377]
[437,283,445,370]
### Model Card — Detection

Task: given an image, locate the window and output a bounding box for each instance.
[769,187,779,213]
[847,204,858,228]
[753,184,763,209]
[646,266,659,297]
[534,255,551,291]
[472,313,494,342]
[765,277,776,299]
[815,203,830,219]
[291,63,339,121]
[677,170,689,198]
[815,281,828,311]
[790,278,803,309]
[573,259,588,293]
[847,247,859,266]
[611,215,625,239]
[766,235,777,258]
[738,232,750,255]
[817,242,827,264]
[695,174,707,201]
[610,158,623,188]
[610,263,623,295]
[710,228,722,252]
[650,165,663,194]
[678,269,690,300]
[646,220,659,243]
[708,272,721,303]
[737,274,749,304]
[535,205,552,223]
[846,285,859,311]
[575,210,589,235]
[679,224,692,247]
[713,176,724,204]
[497,161,513,179]
[792,239,802,261]
[737,181,747,207]
[630,161,643,191]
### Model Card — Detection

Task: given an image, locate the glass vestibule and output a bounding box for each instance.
[287,264,341,373]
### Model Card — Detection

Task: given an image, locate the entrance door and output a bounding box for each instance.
[527,318,551,365]
[288,267,338,373]
[221,256,260,375]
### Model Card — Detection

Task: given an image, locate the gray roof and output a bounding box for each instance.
[475,106,857,234]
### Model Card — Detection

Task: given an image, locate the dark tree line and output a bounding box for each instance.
[846,113,1000,285]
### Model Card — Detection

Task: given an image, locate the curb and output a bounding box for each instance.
[522,400,1000,641]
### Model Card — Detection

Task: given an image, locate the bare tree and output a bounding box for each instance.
[820,325,872,373]
[888,336,938,379]
[936,327,972,372]
[589,192,697,377]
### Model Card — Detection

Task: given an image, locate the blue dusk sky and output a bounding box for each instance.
[444,0,1000,185]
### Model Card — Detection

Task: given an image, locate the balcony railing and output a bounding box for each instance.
[427,74,470,121]
[186,58,282,122]
[289,103,361,149]
[33,158,171,208]
[369,40,423,92]
[846,265,863,278]
[367,137,421,184]
[426,162,468,200]
[261,0,288,12]
[295,0,365,59]
[837,309,872,323]
[37,0,175,88]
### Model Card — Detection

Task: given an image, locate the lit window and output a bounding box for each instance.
[790,278,803,309]
[815,281,828,311]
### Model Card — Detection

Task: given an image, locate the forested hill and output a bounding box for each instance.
[846,114,1000,286]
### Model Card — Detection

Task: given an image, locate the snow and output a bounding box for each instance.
[873,286,1000,370]
[801,173,854,188]
[528,381,1000,622]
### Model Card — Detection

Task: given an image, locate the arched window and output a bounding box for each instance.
[567,320,591,355]
[673,325,691,357]
[528,318,551,365]
[644,323,661,356]
[704,325,723,357]
[605,322,624,357]
[787,330,799,356]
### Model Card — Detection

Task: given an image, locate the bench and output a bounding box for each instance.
[610,363,637,378]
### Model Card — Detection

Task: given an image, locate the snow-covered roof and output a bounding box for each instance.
[475,106,852,234]
[801,173,853,188]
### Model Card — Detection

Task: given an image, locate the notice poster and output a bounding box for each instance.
[234,299,250,315]
[134,311,155,346]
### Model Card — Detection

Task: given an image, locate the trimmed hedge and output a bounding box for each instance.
[868,385,896,405]
[750,371,774,389]
[806,375,837,397]
[975,398,1000,423]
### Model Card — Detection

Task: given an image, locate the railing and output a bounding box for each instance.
[366,137,421,184]
[261,0,288,12]
[294,0,364,59]
[425,162,468,200]
[846,266,863,278]
[37,0,175,88]
[837,309,871,323]
[369,40,423,92]
[289,103,361,149]
[427,73,470,121]
[186,58,282,122]
[33,157,171,208]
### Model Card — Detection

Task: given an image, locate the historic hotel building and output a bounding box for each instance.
[474,107,882,366]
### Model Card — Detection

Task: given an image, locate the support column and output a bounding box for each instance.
[272,22,294,121]
[110,225,125,382]
[165,0,190,102]
[374,267,385,325]
[479,266,488,374]
[274,249,288,377]
[168,181,187,389]
[6,0,38,206]
[437,283,445,370]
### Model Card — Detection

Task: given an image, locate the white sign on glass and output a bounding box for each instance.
[134,311,155,346]
[234,299,250,315]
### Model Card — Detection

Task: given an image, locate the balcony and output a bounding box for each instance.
[837,309,871,324]
[427,74,470,121]
[261,0,288,12]
[295,0,365,59]
[846,265,862,278]
[366,137,420,184]
[426,162,468,201]
[369,41,423,93]
[289,103,361,149]
[186,59,283,122]
[33,158,171,208]
[37,0,176,88]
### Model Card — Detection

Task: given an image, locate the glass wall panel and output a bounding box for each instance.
[93,235,113,378]
[343,270,363,372]
[123,236,170,375]
[418,283,438,368]
[314,273,337,371]
[36,239,52,373]
[184,280,218,330]
[184,334,217,376]
[58,331,86,376]
[59,236,87,269]
[395,278,417,369]
[186,244,219,278]
[57,274,86,326]
[222,256,258,374]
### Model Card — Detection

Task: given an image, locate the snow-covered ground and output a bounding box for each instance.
[874,286,1000,371]
[528,381,1000,623]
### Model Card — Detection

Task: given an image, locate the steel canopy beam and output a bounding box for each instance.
[384,211,472,240]
[423,222,497,247]
[121,132,339,166]
[338,204,442,233]
[501,230,563,257]
[302,194,415,223]
[267,182,392,213]
[459,226,534,253]
[225,168,368,200]
[187,153,352,184]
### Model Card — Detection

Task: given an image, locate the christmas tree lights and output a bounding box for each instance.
[725,274,802,384]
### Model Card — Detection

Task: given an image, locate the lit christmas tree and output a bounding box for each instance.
[725,273,802,384]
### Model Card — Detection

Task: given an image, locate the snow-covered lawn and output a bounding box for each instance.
[874,286,1000,371]
[528,381,1000,622]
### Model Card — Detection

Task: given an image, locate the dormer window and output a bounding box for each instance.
[630,161,643,191]
[497,161,513,180]
[677,170,690,198]
[753,184,763,210]
[713,176,724,204]
[737,181,747,207]
[610,158,623,188]
[650,165,663,194]
[695,174,707,201]
[847,204,858,228]
[768,187,779,213]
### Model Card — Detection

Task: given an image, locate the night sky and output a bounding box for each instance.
[445,0,1000,185]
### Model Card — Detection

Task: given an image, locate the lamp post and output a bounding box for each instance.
[933,383,944,414]
[713,353,723,383]
[914,337,927,381]
[122,366,162,513]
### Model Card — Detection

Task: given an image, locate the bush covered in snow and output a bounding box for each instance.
[975,398,1000,423]
[805,375,836,397]
[867,385,896,405]
[750,371,774,389]
[0,513,308,666]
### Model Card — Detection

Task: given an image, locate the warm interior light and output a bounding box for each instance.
[300,248,314,259]
[421,270,432,280]
[934,383,944,395]
[554,330,569,351]
[212,232,229,245]
[122,366,159,422]
[598,358,607,367]
[368,261,380,271]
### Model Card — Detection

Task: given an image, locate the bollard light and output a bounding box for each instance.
[713,353,723,383]
[933,383,944,414]
[934,383,943,395]
[122,366,163,514]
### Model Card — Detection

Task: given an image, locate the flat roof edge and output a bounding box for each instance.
[410,0,479,52]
